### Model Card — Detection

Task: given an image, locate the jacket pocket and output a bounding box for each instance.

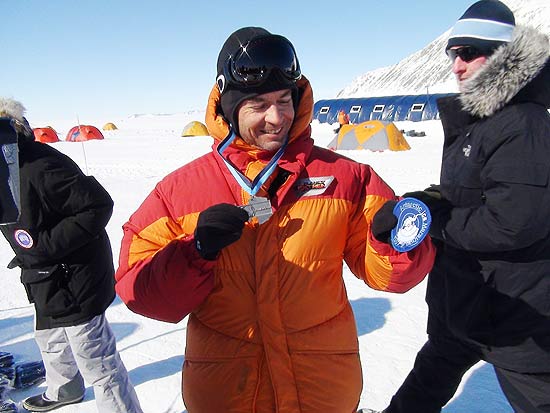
[21,264,78,317]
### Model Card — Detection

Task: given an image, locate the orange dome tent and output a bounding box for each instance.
[33,127,59,143]
[66,125,104,142]
[102,122,118,131]
[327,120,410,151]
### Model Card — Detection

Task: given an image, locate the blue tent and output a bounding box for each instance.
[314,93,458,124]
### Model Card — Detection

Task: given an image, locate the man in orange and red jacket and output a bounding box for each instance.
[338,109,350,126]
[336,109,350,133]
[115,27,436,413]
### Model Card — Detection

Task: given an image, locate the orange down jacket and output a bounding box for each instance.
[338,110,350,125]
[115,76,436,412]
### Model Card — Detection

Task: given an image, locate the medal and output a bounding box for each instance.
[241,196,272,224]
[217,131,287,224]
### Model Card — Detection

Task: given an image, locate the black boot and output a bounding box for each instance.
[358,409,387,413]
[22,392,83,412]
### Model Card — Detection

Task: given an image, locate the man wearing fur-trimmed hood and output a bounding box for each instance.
[369,1,550,413]
[0,98,143,412]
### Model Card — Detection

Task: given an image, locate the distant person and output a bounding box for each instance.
[0,98,143,413]
[336,109,351,132]
[365,1,550,412]
[115,26,436,412]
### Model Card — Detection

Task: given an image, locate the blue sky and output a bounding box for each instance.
[3,1,473,123]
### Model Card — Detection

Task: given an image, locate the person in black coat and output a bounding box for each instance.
[370,1,550,413]
[0,98,143,413]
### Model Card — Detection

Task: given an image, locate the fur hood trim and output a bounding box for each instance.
[0,97,33,138]
[0,98,26,123]
[460,25,550,118]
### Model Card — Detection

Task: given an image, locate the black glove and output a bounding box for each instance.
[403,185,440,203]
[402,186,452,214]
[372,200,398,244]
[195,203,249,260]
[402,186,452,240]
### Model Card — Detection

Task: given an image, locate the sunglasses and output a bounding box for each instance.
[217,35,302,93]
[446,46,485,63]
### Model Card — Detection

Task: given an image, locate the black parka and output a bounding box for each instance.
[427,25,550,373]
[1,134,115,330]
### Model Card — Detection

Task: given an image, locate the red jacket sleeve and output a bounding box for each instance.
[345,165,436,292]
[115,185,216,323]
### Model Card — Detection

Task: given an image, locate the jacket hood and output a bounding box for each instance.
[460,25,550,118]
[0,97,34,141]
[0,98,26,122]
[205,75,314,158]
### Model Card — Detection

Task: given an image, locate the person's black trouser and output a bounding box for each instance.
[385,335,479,413]
[385,335,550,413]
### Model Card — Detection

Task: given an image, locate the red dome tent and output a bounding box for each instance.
[33,127,60,143]
[66,125,104,142]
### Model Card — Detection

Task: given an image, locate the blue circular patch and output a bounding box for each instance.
[390,198,432,252]
[14,229,34,249]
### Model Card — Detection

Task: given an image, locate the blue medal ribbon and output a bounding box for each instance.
[216,131,287,196]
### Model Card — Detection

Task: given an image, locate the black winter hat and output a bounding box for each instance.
[216,27,299,135]
[446,0,515,56]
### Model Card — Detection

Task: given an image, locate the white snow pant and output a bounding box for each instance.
[34,313,143,413]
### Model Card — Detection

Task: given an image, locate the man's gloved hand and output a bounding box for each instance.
[372,200,398,244]
[402,185,452,214]
[403,185,441,205]
[402,186,452,240]
[195,203,249,260]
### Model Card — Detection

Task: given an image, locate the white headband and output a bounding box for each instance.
[449,18,514,42]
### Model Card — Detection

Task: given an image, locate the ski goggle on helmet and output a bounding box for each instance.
[217,35,302,94]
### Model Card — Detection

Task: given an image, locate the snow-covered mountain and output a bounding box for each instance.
[338,0,550,98]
